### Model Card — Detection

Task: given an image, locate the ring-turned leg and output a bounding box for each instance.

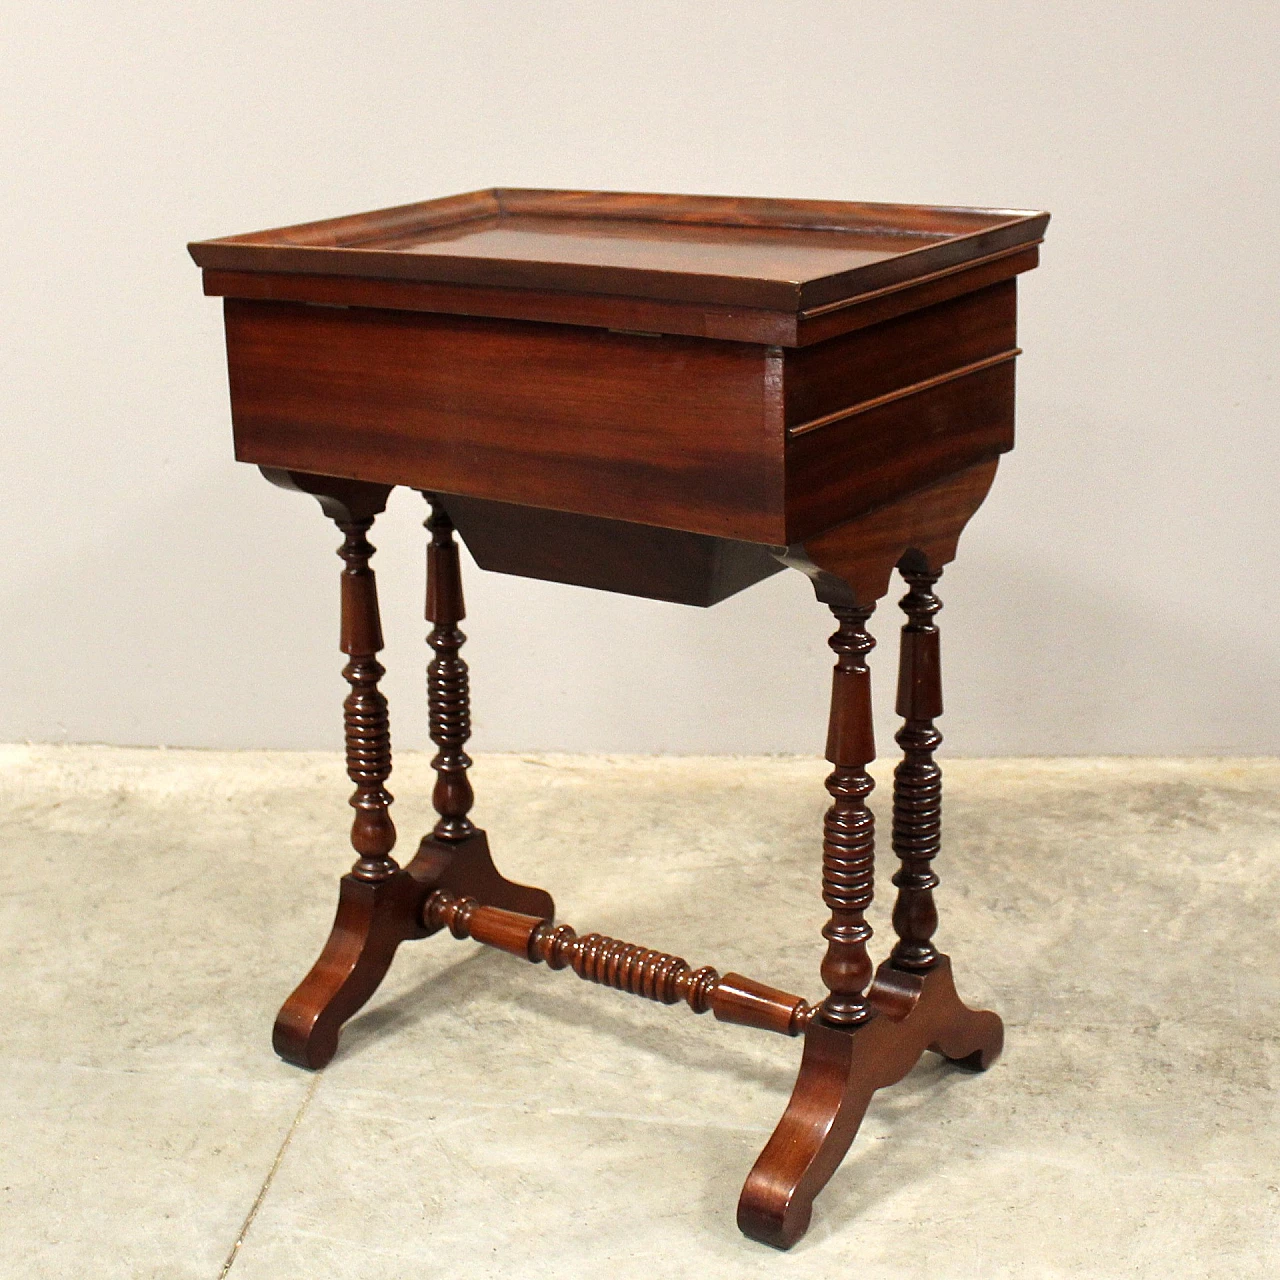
[815,605,879,1029]
[408,496,554,920]
[741,543,1003,1248]
[889,564,1003,1068]
[266,471,429,1069]
[890,567,944,974]
[739,601,881,1246]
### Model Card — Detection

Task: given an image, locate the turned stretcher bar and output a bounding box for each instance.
[424,888,816,1037]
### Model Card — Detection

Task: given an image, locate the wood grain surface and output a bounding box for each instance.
[198,186,1047,1248]
[224,299,786,541]
[191,187,1047,313]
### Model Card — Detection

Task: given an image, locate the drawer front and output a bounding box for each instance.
[224,301,786,541]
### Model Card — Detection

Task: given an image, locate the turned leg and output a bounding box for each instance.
[738,601,880,1246]
[888,563,1003,1068]
[740,576,1001,1250]
[339,512,398,882]
[890,567,943,973]
[408,497,554,919]
[266,472,431,1069]
[269,483,554,1069]
[424,500,475,842]
[817,605,878,1028]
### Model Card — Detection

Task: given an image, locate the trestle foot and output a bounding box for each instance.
[413,830,555,926]
[273,830,554,1070]
[273,869,427,1070]
[737,955,1001,1249]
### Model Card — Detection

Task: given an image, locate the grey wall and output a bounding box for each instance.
[4,2,1277,755]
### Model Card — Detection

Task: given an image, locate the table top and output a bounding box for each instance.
[189,188,1048,314]
[200,187,1046,559]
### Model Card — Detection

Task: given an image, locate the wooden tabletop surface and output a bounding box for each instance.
[189,188,1048,312]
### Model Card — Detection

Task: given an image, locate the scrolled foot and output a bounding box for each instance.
[933,1023,1003,1073]
[738,955,1003,1247]
[738,1018,878,1248]
[275,830,555,1069]
[274,830,554,1071]
[273,870,428,1070]
[910,953,1004,1072]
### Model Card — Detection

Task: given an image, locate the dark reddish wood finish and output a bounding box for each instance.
[272,869,424,1070]
[335,512,398,880]
[424,889,813,1037]
[200,189,1041,550]
[221,293,1016,545]
[272,833,558,1071]
[200,242,1038,347]
[215,278,1018,545]
[201,264,805,346]
[737,955,1003,1249]
[782,282,1017,541]
[223,300,784,542]
[190,187,1047,319]
[739,483,1007,1247]
[784,282,1016,426]
[267,473,553,1070]
[195,188,1044,1246]
[779,460,999,608]
[816,605,878,1028]
[891,569,946,972]
[261,468,397,881]
[438,493,783,606]
[423,499,475,842]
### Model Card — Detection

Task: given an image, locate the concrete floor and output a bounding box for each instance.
[0,747,1277,1278]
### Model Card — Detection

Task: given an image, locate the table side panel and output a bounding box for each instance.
[783,284,1019,541]
[787,283,1017,424]
[785,362,1016,541]
[224,301,786,541]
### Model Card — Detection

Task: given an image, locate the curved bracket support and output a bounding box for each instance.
[774,460,999,608]
[259,466,394,525]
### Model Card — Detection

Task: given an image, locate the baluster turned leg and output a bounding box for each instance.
[818,605,878,1027]
[890,568,944,971]
[411,496,554,919]
[425,503,475,842]
[738,602,883,1247]
[268,472,429,1070]
[339,514,398,881]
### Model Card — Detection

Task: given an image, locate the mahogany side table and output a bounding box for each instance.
[190,189,1048,1248]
